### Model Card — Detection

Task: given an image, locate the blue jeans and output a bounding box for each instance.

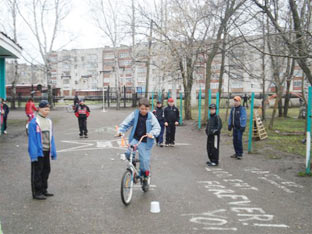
[156,121,164,144]
[233,128,243,156]
[125,139,152,173]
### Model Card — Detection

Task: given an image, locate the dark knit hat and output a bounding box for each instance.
[39,100,50,108]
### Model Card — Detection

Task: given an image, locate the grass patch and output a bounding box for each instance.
[297,171,312,177]
[191,105,307,158]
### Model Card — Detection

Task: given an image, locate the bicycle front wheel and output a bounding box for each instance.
[121,169,133,206]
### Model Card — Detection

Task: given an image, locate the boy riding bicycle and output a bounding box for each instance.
[117,98,160,190]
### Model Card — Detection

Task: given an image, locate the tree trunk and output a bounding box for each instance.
[204,56,213,122]
[179,57,193,120]
[218,32,227,106]
[278,98,283,117]
[269,88,282,129]
[11,81,16,109]
[184,87,192,120]
[283,79,291,117]
[145,20,153,98]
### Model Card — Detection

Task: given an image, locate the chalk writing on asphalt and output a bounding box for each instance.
[244,167,303,193]
[182,167,289,232]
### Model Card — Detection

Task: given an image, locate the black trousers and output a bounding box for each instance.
[31,151,51,197]
[78,117,88,135]
[165,123,176,144]
[207,134,220,164]
[2,116,7,131]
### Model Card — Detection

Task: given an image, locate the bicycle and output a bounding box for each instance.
[65,103,76,113]
[120,134,152,206]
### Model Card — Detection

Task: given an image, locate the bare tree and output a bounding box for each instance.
[5,0,19,109]
[252,0,312,85]
[89,0,127,110]
[17,0,71,107]
[137,0,212,119]
[203,0,246,122]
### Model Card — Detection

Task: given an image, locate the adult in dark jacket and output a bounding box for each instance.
[205,104,222,166]
[164,98,179,146]
[73,95,79,107]
[153,101,165,147]
[228,96,247,159]
[1,99,9,134]
[75,99,90,138]
[243,94,249,108]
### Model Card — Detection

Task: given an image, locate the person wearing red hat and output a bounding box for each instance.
[164,98,179,147]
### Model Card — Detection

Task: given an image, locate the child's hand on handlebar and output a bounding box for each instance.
[147,133,154,139]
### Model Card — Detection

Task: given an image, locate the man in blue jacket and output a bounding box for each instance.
[117,98,160,191]
[228,96,247,160]
[28,100,57,200]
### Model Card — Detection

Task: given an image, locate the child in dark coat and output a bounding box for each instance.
[164,98,179,146]
[75,99,90,138]
[205,104,222,166]
[153,101,165,147]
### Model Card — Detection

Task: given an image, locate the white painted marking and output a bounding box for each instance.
[57,141,94,153]
[253,223,289,228]
[306,132,311,169]
[96,141,113,148]
[203,227,237,231]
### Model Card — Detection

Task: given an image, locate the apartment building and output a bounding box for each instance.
[5,62,45,86]
[46,39,309,98]
[49,48,103,96]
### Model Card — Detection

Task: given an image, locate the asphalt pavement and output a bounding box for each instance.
[0,108,311,234]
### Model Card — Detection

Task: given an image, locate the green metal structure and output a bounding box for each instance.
[248,92,255,153]
[198,88,202,129]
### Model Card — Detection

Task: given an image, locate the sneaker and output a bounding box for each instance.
[142,177,149,192]
[165,144,169,147]
[230,154,237,158]
[236,156,242,160]
[84,135,88,138]
[159,143,164,148]
[33,194,47,200]
[170,143,175,147]
[3,131,7,134]
[43,191,54,197]
[207,162,218,166]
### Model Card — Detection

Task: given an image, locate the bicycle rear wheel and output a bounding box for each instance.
[121,169,133,205]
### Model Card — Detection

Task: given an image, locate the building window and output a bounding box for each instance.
[104,53,114,59]
[211,83,219,89]
[119,53,129,58]
[231,80,243,89]
[119,60,131,66]
[293,80,302,87]
[63,79,70,84]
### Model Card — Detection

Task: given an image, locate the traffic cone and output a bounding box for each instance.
[121,136,126,147]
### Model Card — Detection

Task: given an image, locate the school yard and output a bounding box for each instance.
[0,107,311,234]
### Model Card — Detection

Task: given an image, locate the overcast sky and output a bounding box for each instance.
[60,0,107,50]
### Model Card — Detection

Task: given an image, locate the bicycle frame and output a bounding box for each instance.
[125,134,149,181]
